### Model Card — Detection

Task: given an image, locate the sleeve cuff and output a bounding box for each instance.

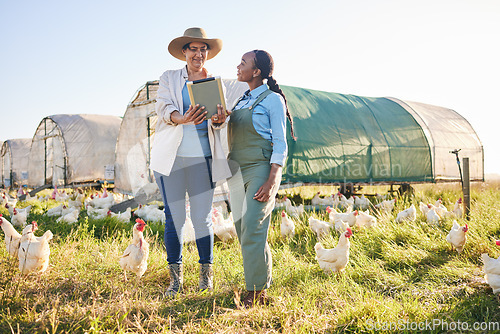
[270,153,286,167]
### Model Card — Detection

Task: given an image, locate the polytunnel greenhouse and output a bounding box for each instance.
[1,138,31,188]
[114,79,248,197]
[114,80,483,198]
[28,114,122,187]
[281,86,483,184]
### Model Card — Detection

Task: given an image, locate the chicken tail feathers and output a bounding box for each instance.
[43,230,54,242]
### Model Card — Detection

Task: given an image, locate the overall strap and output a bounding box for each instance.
[249,90,273,110]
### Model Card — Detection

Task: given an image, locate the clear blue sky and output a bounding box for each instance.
[1,0,499,174]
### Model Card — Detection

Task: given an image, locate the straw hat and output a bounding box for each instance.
[168,27,223,61]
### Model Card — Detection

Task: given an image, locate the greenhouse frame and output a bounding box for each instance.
[1,138,31,188]
[28,114,122,187]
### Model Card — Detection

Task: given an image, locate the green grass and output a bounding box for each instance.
[1,182,500,333]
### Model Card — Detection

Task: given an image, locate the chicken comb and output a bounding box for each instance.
[135,218,146,225]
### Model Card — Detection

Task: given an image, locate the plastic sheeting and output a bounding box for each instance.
[282,87,436,184]
[1,139,31,187]
[114,79,247,197]
[115,80,483,195]
[390,99,483,181]
[28,114,122,187]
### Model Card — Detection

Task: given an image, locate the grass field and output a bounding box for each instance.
[1,181,500,333]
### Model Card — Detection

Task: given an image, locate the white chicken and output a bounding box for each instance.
[433,199,448,218]
[109,207,132,223]
[285,202,304,219]
[331,210,359,227]
[86,205,110,220]
[446,220,468,253]
[56,208,80,224]
[426,206,440,224]
[339,194,354,211]
[315,228,353,274]
[419,201,431,216]
[308,216,332,238]
[0,214,22,258]
[482,242,500,299]
[46,204,64,217]
[375,198,396,214]
[55,190,70,202]
[18,222,53,274]
[5,203,31,217]
[331,192,342,209]
[12,207,29,227]
[89,193,115,209]
[356,210,377,228]
[68,192,85,209]
[280,210,295,239]
[311,192,333,206]
[134,204,165,222]
[325,206,339,222]
[2,193,17,208]
[451,198,463,219]
[119,218,149,280]
[354,194,370,210]
[23,192,35,202]
[395,204,417,223]
[334,219,349,234]
[212,209,237,242]
[274,196,292,209]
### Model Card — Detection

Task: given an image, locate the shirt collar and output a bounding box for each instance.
[249,84,268,99]
[181,65,211,80]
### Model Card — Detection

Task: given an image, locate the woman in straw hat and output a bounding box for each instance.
[150,27,231,297]
[216,50,296,308]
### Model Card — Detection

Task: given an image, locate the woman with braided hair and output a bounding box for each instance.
[215,50,295,308]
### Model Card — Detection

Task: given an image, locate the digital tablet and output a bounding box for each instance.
[186,76,227,118]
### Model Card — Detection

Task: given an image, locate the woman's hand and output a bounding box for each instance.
[253,179,278,202]
[210,104,231,124]
[253,163,282,202]
[171,104,207,125]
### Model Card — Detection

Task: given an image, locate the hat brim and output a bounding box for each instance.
[168,37,222,61]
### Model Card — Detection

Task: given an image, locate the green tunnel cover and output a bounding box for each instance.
[282,86,433,184]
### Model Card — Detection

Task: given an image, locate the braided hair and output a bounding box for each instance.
[252,50,297,140]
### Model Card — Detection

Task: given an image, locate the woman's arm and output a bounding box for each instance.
[253,163,282,202]
[155,72,180,125]
[268,95,288,166]
[253,94,288,202]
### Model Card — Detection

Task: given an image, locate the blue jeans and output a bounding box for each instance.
[154,156,215,264]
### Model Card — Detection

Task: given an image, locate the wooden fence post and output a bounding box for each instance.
[462,157,470,220]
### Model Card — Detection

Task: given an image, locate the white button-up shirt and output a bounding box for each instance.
[150,66,231,182]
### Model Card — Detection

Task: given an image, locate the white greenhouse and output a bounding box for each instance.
[1,138,31,188]
[28,114,122,187]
